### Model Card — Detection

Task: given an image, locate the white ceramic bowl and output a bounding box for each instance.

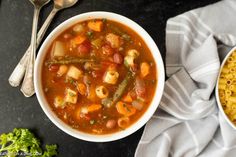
[216,46,236,130]
[34,11,165,142]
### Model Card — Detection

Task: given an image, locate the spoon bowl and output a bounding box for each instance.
[54,0,78,10]
[29,0,50,8]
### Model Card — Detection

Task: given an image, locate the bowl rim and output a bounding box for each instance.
[215,46,236,130]
[34,11,165,142]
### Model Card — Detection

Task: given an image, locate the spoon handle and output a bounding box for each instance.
[20,7,40,97]
[8,8,58,87]
[37,8,58,46]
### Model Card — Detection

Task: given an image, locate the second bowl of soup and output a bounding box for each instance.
[35,12,165,142]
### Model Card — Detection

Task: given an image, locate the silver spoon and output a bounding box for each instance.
[20,0,50,97]
[8,0,78,88]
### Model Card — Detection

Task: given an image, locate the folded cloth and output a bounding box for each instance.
[135,0,236,157]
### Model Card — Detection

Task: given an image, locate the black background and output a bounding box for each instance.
[0,0,219,156]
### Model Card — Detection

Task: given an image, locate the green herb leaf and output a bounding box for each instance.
[42,145,58,157]
[87,31,94,39]
[0,128,57,157]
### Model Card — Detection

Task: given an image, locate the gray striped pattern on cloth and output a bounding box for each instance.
[135,0,236,156]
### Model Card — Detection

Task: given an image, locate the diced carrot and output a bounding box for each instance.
[122,93,133,103]
[116,101,136,116]
[77,83,87,95]
[88,20,103,32]
[87,84,97,101]
[81,104,102,114]
[75,108,81,120]
[71,35,86,47]
[140,62,150,78]
[87,104,102,112]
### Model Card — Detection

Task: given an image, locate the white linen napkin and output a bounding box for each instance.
[135,0,236,156]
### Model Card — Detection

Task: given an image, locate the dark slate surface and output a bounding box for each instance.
[0,0,220,156]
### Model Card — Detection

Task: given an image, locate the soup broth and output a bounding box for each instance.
[42,19,157,134]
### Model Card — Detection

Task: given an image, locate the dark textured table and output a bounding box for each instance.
[0,0,219,156]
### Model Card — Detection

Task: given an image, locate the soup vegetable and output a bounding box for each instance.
[42,19,157,134]
[219,50,236,124]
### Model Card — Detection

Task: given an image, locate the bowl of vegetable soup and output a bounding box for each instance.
[216,46,236,130]
[34,12,165,142]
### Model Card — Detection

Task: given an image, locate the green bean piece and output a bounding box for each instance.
[109,24,131,41]
[112,71,133,104]
[46,58,96,65]
[87,31,94,39]
[102,72,133,107]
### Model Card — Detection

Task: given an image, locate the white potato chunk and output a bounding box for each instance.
[67,66,83,80]
[65,88,78,104]
[103,70,119,84]
[52,41,65,57]
[72,24,85,33]
[80,107,88,114]
[127,49,139,58]
[105,33,121,48]
[54,96,65,108]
